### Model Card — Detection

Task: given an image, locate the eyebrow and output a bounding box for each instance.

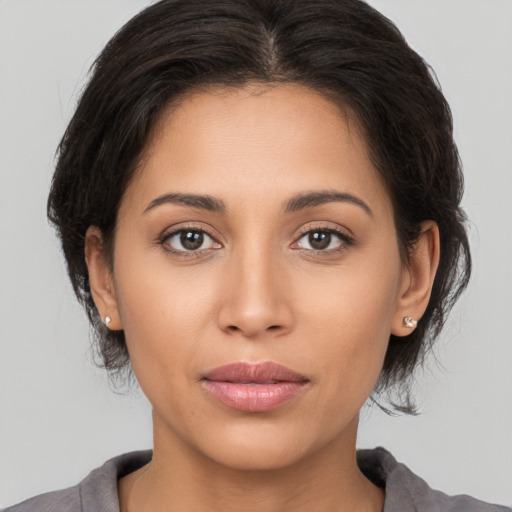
[284,190,373,217]
[143,189,372,217]
[144,193,227,214]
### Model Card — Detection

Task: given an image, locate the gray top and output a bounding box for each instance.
[4,447,510,511]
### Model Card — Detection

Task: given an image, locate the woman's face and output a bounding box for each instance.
[91,84,416,470]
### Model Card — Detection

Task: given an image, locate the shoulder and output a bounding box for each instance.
[357,447,511,512]
[2,451,152,512]
[2,486,79,512]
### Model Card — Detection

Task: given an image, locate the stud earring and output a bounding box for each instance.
[105,316,112,326]
[403,316,418,329]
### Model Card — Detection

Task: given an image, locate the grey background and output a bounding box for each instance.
[1,0,511,508]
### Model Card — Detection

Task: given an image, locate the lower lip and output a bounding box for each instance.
[202,380,306,412]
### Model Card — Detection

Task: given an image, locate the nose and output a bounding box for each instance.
[216,247,294,339]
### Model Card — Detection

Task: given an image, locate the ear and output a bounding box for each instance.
[391,221,440,336]
[84,226,122,330]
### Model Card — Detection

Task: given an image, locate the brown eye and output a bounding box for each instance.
[294,228,352,252]
[163,229,220,252]
[181,230,204,250]
[308,231,331,250]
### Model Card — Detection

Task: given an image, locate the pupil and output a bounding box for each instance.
[309,231,331,250]
[181,230,203,250]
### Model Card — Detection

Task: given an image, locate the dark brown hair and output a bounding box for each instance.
[48,0,471,413]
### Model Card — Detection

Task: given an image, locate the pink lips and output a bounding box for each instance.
[202,362,308,412]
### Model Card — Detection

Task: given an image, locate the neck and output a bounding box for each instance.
[119,412,384,512]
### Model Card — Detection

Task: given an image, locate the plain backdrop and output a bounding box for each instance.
[1,0,511,508]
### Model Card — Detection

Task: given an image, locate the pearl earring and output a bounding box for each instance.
[403,316,418,329]
[105,316,112,326]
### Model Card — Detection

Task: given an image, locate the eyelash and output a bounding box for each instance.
[157,224,354,258]
[158,224,220,258]
[292,225,354,255]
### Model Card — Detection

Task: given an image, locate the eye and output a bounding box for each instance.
[293,228,352,252]
[161,228,221,253]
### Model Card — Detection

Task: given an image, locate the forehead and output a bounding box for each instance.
[149,82,365,163]
[124,83,391,217]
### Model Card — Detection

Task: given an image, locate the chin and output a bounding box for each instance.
[193,420,327,472]
[206,441,308,472]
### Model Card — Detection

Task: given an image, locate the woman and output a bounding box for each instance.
[3,0,510,510]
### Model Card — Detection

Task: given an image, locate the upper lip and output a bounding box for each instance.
[202,361,308,383]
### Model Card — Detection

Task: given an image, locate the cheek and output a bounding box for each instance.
[295,254,402,396]
[112,254,221,380]
[303,290,391,381]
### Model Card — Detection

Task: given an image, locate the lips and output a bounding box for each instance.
[201,362,309,412]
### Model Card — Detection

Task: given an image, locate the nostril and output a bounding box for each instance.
[224,324,282,336]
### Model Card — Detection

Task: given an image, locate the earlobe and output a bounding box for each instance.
[84,226,122,330]
[392,221,440,337]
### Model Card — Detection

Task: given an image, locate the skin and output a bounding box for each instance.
[86,83,440,512]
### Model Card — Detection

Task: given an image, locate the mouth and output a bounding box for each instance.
[201,361,309,412]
